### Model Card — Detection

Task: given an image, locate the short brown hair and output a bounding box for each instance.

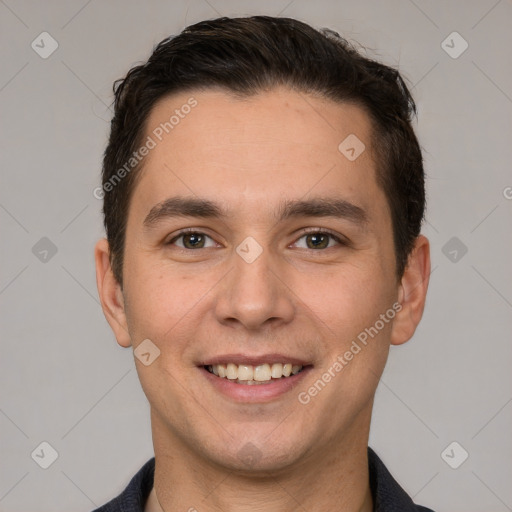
[101,15,425,285]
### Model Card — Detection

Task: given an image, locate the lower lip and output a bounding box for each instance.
[200,366,312,403]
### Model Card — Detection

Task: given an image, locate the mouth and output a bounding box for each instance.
[204,362,307,385]
[198,356,313,402]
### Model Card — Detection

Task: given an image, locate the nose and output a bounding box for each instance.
[214,244,295,332]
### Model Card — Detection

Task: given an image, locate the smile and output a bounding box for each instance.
[200,361,312,402]
[205,363,304,385]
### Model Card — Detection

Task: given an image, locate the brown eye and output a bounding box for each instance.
[305,233,330,249]
[293,230,344,250]
[168,231,216,249]
[182,233,205,249]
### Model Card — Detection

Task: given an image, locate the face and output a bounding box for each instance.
[96,86,430,474]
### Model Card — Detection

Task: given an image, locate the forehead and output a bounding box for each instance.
[131,86,387,225]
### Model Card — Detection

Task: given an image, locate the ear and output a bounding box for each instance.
[94,238,132,348]
[390,235,431,346]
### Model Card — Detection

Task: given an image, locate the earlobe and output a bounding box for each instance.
[390,235,431,346]
[94,238,132,348]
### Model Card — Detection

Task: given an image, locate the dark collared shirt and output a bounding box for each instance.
[92,447,435,511]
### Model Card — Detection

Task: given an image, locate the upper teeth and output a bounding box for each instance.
[208,363,303,381]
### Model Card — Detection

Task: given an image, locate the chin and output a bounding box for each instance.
[200,422,313,475]
[210,444,306,475]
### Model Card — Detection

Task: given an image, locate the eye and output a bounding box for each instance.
[166,228,347,251]
[167,230,218,249]
[292,229,346,250]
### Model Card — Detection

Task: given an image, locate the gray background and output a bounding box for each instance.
[1,0,511,511]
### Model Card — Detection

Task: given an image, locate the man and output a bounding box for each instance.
[93,15,433,512]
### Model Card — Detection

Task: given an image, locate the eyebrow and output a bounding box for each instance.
[143,196,368,229]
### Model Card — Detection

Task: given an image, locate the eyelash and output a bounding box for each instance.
[166,227,347,250]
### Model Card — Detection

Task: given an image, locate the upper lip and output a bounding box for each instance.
[199,353,311,366]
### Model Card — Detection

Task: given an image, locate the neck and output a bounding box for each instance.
[147,409,374,512]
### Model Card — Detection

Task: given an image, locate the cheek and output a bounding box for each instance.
[123,258,214,353]
[294,267,397,396]
[303,270,395,390]
[297,262,394,333]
